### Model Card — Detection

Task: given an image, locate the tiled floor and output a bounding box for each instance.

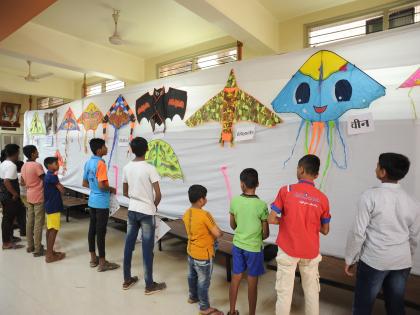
[0,215,418,315]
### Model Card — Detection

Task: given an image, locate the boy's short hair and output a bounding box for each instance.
[89,138,106,155]
[188,185,207,203]
[378,153,410,181]
[44,157,58,169]
[298,154,320,176]
[23,145,37,159]
[130,137,148,157]
[240,168,259,189]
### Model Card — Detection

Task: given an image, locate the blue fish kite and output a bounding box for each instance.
[271,50,385,185]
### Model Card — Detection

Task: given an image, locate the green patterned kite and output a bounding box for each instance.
[29,112,46,135]
[185,69,282,146]
[146,139,183,180]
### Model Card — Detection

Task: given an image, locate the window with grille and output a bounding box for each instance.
[37,97,71,109]
[86,80,125,97]
[308,4,420,47]
[158,46,238,78]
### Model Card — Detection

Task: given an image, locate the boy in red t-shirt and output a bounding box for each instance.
[268,154,331,315]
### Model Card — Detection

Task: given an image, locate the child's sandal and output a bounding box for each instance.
[90,256,99,268]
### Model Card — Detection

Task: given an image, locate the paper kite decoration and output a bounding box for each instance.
[28,112,46,135]
[271,50,385,186]
[146,139,183,180]
[44,109,58,135]
[58,107,80,175]
[186,69,282,146]
[102,95,135,168]
[399,68,420,119]
[136,87,187,132]
[77,103,104,153]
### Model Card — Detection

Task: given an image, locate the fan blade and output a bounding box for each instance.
[33,72,54,80]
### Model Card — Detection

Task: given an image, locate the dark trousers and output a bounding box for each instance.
[353,260,411,315]
[88,208,109,258]
[1,198,21,243]
[16,201,26,236]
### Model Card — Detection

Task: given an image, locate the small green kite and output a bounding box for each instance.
[146,139,183,180]
[29,112,46,135]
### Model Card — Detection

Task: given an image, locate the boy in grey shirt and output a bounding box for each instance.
[345,153,420,315]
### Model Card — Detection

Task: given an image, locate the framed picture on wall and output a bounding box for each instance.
[0,102,21,128]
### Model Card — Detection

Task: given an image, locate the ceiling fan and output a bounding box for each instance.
[23,60,53,82]
[109,9,123,45]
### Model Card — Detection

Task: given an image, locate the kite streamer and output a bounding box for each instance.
[112,165,119,194]
[220,165,232,201]
[399,68,420,120]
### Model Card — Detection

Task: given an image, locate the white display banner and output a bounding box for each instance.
[23,25,420,274]
[347,113,375,135]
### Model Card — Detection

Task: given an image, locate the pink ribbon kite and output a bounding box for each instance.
[220,165,233,201]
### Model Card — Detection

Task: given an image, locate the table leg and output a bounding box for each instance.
[158,239,162,251]
[66,208,69,222]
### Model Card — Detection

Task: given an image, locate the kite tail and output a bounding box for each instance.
[283,119,305,168]
[304,120,310,154]
[308,121,324,154]
[408,87,418,120]
[108,129,118,169]
[83,132,88,154]
[319,121,334,191]
[331,120,348,169]
[63,129,69,175]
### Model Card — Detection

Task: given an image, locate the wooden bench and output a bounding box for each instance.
[62,195,88,222]
[267,256,420,311]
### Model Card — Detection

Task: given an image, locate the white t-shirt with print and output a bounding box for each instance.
[0,160,18,180]
[122,160,160,215]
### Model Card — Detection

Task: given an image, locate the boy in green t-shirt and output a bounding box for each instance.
[228,168,269,315]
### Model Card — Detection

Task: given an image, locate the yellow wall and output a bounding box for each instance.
[278,0,411,52]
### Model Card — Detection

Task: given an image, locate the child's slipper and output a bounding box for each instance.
[97,261,120,272]
[226,311,239,315]
[2,244,24,250]
[187,297,199,304]
[33,246,45,257]
[26,246,34,253]
[45,252,65,263]
[200,309,224,315]
[90,256,99,268]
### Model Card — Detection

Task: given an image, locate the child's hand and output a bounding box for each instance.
[344,263,356,277]
[109,187,117,194]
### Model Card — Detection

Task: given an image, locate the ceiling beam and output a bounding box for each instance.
[0,22,145,83]
[0,0,56,42]
[175,0,280,54]
[0,70,76,99]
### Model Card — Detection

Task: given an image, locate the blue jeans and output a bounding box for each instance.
[123,211,155,287]
[188,256,213,311]
[353,260,411,315]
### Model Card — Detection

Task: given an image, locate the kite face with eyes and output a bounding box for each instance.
[272,50,386,122]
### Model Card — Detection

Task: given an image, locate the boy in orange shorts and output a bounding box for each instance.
[43,157,65,263]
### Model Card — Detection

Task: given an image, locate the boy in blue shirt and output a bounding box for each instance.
[82,138,119,272]
[43,157,65,263]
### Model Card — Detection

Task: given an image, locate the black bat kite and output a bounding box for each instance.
[136,87,187,132]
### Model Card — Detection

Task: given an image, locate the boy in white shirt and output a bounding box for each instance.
[122,137,166,294]
[345,153,420,315]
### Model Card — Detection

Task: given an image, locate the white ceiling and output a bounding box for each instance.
[32,0,227,59]
[258,0,358,21]
[0,54,84,80]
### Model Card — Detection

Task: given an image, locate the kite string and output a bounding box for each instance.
[408,87,418,120]
[283,119,305,169]
[108,128,118,169]
[331,120,348,169]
